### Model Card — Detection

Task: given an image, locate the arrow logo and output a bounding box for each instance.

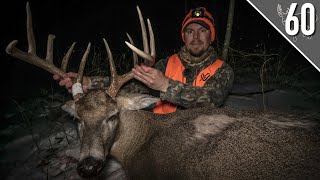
[200,73,210,81]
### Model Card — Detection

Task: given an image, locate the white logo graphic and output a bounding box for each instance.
[277,4,318,42]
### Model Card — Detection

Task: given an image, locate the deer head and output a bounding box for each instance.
[6,2,158,178]
[63,6,159,178]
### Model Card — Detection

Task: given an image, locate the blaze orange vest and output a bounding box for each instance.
[153,54,224,114]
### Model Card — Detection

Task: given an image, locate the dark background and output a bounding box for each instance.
[1,0,319,112]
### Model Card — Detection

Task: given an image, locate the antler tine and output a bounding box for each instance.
[136,6,149,54]
[104,38,118,98]
[77,43,91,83]
[46,34,55,63]
[126,33,138,65]
[103,38,117,82]
[26,2,36,55]
[61,42,76,72]
[72,42,91,100]
[103,38,134,99]
[6,2,70,78]
[125,6,155,67]
[147,19,156,59]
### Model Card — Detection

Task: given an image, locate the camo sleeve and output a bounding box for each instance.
[160,63,234,108]
[154,58,169,74]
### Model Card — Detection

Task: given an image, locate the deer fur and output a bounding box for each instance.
[63,90,320,179]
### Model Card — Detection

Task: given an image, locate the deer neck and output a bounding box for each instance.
[110,109,153,165]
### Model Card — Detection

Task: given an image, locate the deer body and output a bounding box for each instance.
[130,113,320,179]
[65,90,320,179]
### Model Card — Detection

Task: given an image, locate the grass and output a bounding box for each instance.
[228,44,317,85]
[227,43,320,106]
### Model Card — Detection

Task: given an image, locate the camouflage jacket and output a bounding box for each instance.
[88,46,234,110]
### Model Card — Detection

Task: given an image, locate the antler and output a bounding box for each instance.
[6,2,90,100]
[105,6,156,98]
[125,6,156,66]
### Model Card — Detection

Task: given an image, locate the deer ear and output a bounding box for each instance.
[116,93,160,110]
[61,100,80,119]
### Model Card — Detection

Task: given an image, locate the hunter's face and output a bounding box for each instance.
[184,23,212,57]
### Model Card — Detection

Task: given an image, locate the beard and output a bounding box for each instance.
[186,40,207,57]
[187,47,206,57]
[180,45,213,64]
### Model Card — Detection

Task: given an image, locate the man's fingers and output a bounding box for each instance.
[59,78,71,86]
[132,68,153,85]
[53,72,79,95]
[65,82,73,89]
[134,65,155,80]
[132,68,152,82]
[140,64,157,75]
[134,74,149,85]
[59,80,66,86]
[54,72,77,82]
[134,65,145,73]
[66,72,78,78]
[140,64,152,72]
[53,74,61,80]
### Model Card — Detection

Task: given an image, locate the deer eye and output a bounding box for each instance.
[106,109,119,123]
[108,113,119,122]
[104,112,119,123]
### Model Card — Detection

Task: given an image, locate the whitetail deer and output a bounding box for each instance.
[6,2,320,179]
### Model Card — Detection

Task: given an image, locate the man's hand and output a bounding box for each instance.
[132,64,169,92]
[53,72,90,93]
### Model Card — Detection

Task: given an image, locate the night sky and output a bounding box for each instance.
[1,0,318,109]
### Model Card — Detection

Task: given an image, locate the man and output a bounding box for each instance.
[54,7,234,114]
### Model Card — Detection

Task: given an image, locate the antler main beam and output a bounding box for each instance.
[6,38,70,77]
[6,2,91,100]
[105,6,156,98]
[5,2,72,78]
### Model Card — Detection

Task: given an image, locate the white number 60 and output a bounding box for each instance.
[285,3,315,36]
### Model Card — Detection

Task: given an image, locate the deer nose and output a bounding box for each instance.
[77,156,104,178]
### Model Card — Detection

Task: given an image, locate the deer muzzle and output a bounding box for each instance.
[77,156,105,178]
